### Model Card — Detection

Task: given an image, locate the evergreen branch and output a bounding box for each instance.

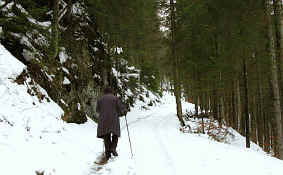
[58,5,68,22]
[0,0,11,9]
[24,33,49,58]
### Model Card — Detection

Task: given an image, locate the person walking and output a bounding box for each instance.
[96,87,126,164]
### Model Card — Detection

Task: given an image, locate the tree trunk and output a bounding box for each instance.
[66,0,73,23]
[256,84,264,148]
[227,92,233,127]
[251,96,257,143]
[263,111,271,152]
[238,76,246,136]
[236,80,242,132]
[273,0,283,122]
[49,0,60,60]
[231,83,237,129]
[218,71,224,127]
[256,61,264,148]
[200,94,205,134]
[170,0,185,127]
[174,80,184,126]
[243,58,250,148]
[266,0,283,159]
[194,95,199,116]
[102,67,109,88]
[213,87,218,121]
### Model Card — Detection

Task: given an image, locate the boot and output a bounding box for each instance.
[111,134,119,156]
[111,150,118,156]
[96,153,110,165]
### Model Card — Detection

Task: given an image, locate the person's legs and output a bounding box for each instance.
[96,134,111,165]
[111,134,119,156]
[103,133,112,159]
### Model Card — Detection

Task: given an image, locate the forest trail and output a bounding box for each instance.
[87,93,283,175]
[121,110,178,175]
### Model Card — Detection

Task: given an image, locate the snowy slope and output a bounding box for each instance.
[0,43,283,175]
[0,44,99,175]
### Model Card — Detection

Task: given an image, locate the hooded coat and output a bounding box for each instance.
[96,93,125,138]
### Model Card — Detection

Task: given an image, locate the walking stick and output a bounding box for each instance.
[125,113,134,158]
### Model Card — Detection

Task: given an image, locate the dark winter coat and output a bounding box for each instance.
[96,93,125,138]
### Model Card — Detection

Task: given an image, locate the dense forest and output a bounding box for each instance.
[1,0,283,160]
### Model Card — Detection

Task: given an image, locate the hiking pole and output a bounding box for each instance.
[124,113,134,158]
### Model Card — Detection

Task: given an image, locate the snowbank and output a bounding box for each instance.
[0,44,26,79]
[0,44,101,175]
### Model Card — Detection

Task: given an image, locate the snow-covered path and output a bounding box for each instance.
[127,113,177,175]
[109,94,283,175]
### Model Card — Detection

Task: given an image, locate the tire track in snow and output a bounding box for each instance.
[152,113,177,175]
[124,108,177,175]
[120,113,153,131]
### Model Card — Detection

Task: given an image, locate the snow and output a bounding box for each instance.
[120,94,283,175]
[0,43,283,175]
[0,44,26,79]
[72,2,85,16]
[60,99,68,107]
[62,67,70,74]
[93,47,99,52]
[22,48,35,61]
[116,47,123,54]
[59,48,69,64]
[28,17,51,27]
[45,72,55,82]
[63,76,71,85]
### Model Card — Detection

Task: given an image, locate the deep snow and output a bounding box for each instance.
[1,43,283,175]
